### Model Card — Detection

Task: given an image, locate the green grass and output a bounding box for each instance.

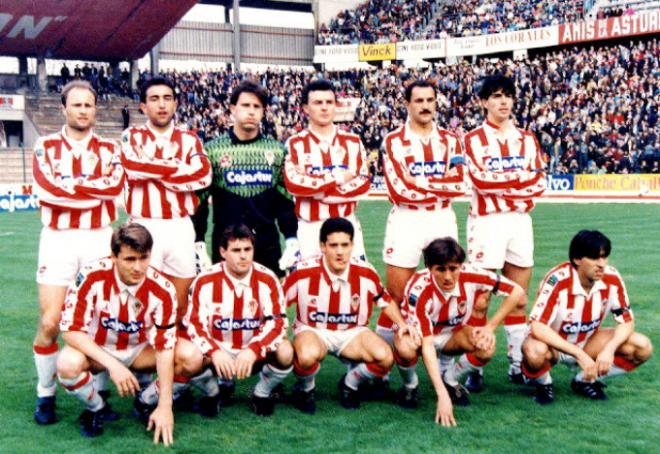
[0,202,658,453]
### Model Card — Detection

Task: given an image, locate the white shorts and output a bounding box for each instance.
[375,325,395,347]
[37,226,113,286]
[467,212,534,269]
[383,205,458,268]
[105,343,149,368]
[297,213,366,261]
[294,322,368,356]
[432,332,453,353]
[131,216,196,278]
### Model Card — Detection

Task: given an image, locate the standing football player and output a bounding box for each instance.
[32,80,125,425]
[284,79,371,261]
[191,80,298,276]
[463,74,546,389]
[121,77,211,321]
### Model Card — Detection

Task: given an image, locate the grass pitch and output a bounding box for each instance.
[0,201,658,453]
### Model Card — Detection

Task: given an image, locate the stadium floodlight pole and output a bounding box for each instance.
[232,0,240,71]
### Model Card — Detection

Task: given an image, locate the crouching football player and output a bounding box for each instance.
[285,217,416,414]
[522,230,652,405]
[393,238,525,425]
[56,224,201,445]
[182,224,293,417]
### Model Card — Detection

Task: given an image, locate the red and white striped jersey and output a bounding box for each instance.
[32,127,125,230]
[184,262,287,358]
[284,257,391,331]
[464,120,546,216]
[60,258,177,353]
[121,123,211,219]
[406,264,516,338]
[529,262,633,348]
[382,123,466,211]
[284,127,370,221]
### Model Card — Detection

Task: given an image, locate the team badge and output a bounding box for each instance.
[547,275,558,287]
[220,154,232,168]
[351,294,360,311]
[133,300,142,314]
[248,299,259,316]
[264,150,275,166]
[86,153,99,169]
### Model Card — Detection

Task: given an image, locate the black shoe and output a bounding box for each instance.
[98,390,111,401]
[34,396,57,425]
[270,383,286,403]
[508,368,527,386]
[442,375,470,407]
[533,383,554,405]
[571,379,608,400]
[218,381,236,407]
[465,371,484,393]
[97,391,120,422]
[291,383,316,415]
[195,394,220,418]
[251,393,275,417]
[173,388,195,412]
[360,378,390,401]
[79,409,104,438]
[396,386,419,409]
[337,374,360,409]
[132,395,156,424]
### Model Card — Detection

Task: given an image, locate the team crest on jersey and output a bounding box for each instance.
[86,153,99,169]
[133,300,142,314]
[351,294,360,311]
[248,299,259,316]
[547,275,558,287]
[220,154,232,168]
[264,150,275,166]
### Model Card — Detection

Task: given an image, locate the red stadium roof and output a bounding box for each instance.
[0,0,198,60]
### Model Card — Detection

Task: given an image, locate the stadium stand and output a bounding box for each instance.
[161,39,659,176]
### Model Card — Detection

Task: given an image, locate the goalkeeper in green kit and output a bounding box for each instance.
[192,80,299,277]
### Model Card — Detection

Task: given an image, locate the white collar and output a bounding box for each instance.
[146,122,174,140]
[323,257,350,285]
[115,268,141,296]
[570,267,607,297]
[404,120,439,142]
[431,274,461,299]
[61,126,93,148]
[225,264,253,289]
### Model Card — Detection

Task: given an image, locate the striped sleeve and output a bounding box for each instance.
[529,271,564,325]
[247,272,288,357]
[74,142,126,200]
[185,274,222,355]
[419,137,466,197]
[603,268,633,324]
[382,140,437,204]
[161,134,212,192]
[464,132,520,194]
[326,139,371,199]
[120,129,179,181]
[283,137,337,197]
[60,269,98,333]
[147,278,177,351]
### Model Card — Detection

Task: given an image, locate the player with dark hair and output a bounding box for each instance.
[375,78,466,394]
[181,223,293,417]
[121,76,212,322]
[463,74,546,389]
[192,80,298,277]
[56,224,201,444]
[522,230,652,404]
[284,217,416,414]
[284,79,371,261]
[32,79,125,425]
[392,238,524,424]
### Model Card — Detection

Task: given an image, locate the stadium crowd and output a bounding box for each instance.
[316,0,587,44]
[158,39,659,176]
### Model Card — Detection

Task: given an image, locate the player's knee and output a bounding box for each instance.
[522,339,547,365]
[632,333,653,362]
[175,342,203,376]
[276,340,294,367]
[372,344,394,368]
[295,345,321,369]
[38,314,60,340]
[56,352,84,379]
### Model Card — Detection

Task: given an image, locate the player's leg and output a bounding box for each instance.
[33,284,67,424]
[348,214,367,260]
[338,329,394,408]
[392,330,421,408]
[291,329,327,413]
[571,327,653,400]
[252,340,294,416]
[502,212,535,383]
[56,346,108,437]
[296,219,322,260]
[521,336,558,404]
